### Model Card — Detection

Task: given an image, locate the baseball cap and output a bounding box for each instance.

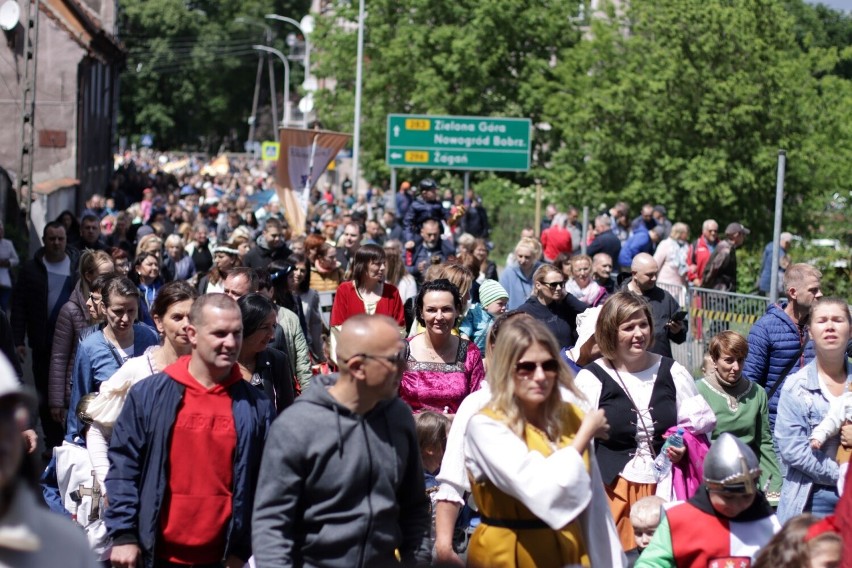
[725,222,750,236]
[419,178,438,192]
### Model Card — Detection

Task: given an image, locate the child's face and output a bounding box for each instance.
[632,516,659,550]
[809,538,842,568]
[485,298,508,316]
[708,491,755,519]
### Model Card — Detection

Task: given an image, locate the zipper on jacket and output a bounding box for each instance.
[357,417,375,567]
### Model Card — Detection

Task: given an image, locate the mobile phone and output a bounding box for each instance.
[670,310,688,322]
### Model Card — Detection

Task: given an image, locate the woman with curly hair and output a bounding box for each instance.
[753,514,841,568]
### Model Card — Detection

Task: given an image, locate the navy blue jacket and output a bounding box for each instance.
[104,371,275,568]
[402,198,445,243]
[587,229,623,272]
[743,302,815,430]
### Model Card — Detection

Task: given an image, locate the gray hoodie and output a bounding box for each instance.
[252,374,431,567]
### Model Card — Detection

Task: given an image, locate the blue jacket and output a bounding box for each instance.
[618,227,653,269]
[499,261,543,311]
[587,230,623,272]
[402,198,445,243]
[459,304,495,353]
[743,302,815,431]
[104,372,275,568]
[66,324,159,439]
[775,359,852,523]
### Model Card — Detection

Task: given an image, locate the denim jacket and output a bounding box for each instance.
[775,359,852,523]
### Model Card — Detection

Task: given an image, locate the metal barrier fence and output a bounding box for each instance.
[657,282,771,375]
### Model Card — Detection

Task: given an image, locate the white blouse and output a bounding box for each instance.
[573,355,716,484]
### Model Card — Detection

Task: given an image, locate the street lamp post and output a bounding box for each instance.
[253,45,290,128]
[266,14,315,128]
[351,0,366,194]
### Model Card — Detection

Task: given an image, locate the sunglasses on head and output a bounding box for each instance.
[515,359,560,377]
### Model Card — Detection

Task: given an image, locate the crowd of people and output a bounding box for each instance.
[0,150,850,568]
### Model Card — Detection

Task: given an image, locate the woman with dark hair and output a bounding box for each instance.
[268,261,313,391]
[110,246,131,276]
[330,244,405,330]
[197,245,240,294]
[401,279,485,414]
[65,276,159,440]
[286,253,324,361]
[86,280,198,489]
[309,242,344,292]
[573,291,715,551]
[55,210,81,248]
[132,251,163,328]
[237,294,295,414]
[48,250,114,426]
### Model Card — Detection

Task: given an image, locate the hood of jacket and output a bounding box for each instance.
[164,355,242,395]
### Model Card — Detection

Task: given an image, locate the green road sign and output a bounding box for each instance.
[386,114,531,171]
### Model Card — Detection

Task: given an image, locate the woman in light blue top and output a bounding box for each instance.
[499,237,543,310]
[65,276,159,439]
[775,297,852,523]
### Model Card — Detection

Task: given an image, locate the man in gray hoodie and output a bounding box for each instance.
[252,314,431,567]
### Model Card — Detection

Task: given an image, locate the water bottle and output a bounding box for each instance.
[653,428,685,481]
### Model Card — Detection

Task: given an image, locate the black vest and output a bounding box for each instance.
[585,357,677,486]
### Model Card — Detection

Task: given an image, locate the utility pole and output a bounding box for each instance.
[18,0,41,230]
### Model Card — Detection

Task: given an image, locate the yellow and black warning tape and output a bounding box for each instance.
[688,308,760,325]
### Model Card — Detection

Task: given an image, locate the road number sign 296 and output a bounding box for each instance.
[386,114,531,171]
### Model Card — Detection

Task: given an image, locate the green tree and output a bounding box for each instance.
[118,0,310,150]
[540,0,852,246]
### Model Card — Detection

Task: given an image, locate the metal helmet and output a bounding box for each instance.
[703,433,761,494]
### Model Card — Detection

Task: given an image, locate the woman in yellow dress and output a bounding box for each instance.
[464,318,623,567]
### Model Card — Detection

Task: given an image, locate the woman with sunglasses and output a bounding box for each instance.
[237,294,295,414]
[48,250,114,428]
[65,276,160,440]
[310,242,344,292]
[463,318,620,567]
[517,264,588,349]
[401,279,484,414]
[573,292,715,552]
[85,281,197,489]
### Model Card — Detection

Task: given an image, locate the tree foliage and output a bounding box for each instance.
[118,0,310,151]
[312,0,851,254]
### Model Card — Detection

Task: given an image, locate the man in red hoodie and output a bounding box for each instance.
[106,293,275,568]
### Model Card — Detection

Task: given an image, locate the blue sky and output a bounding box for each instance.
[806,0,852,11]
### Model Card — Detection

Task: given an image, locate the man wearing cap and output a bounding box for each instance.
[396,181,414,218]
[636,433,780,567]
[757,231,794,296]
[243,218,292,271]
[402,178,446,247]
[106,294,274,568]
[702,222,749,292]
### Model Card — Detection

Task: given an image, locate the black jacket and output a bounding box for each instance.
[253,348,296,414]
[243,235,292,271]
[11,247,80,354]
[587,230,623,272]
[402,198,445,243]
[516,295,587,348]
[620,279,688,358]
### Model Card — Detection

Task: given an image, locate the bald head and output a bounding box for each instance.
[631,253,658,292]
[336,314,404,367]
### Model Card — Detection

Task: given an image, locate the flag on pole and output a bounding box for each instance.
[276,127,351,234]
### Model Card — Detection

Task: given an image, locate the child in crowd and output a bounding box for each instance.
[415,411,451,551]
[636,433,780,567]
[626,495,666,567]
[459,279,508,353]
[810,387,852,495]
[754,514,842,568]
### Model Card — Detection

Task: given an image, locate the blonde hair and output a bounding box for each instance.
[136,234,163,258]
[487,318,583,441]
[79,249,114,297]
[515,236,542,260]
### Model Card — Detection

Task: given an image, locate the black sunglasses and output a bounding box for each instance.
[345,343,410,366]
[542,281,565,291]
[515,359,560,377]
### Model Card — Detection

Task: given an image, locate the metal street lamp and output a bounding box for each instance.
[253,45,291,127]
[266,14,316,127]
[235,17,278,138]
[351,0,366,194]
